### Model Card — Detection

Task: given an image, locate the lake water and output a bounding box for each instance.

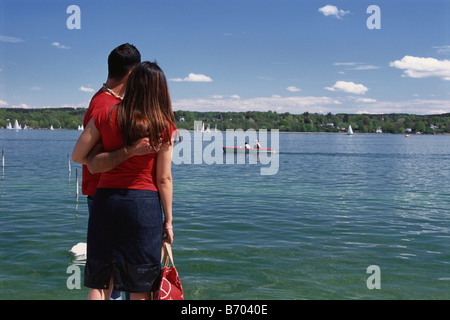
[0,129,449,299]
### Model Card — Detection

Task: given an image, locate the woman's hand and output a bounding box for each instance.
[128,138,160,156]
[163,222,174,244]
[157,141,174,245]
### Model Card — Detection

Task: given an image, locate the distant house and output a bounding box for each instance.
[405,128,412,133]
[430,124,439,130]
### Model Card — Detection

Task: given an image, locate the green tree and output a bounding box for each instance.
[415,121,426,133]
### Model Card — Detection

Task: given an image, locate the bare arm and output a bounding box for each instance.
[73,118,156,173]
[72,118,101,164]
[87,137,156,174]
[156,141,174,244]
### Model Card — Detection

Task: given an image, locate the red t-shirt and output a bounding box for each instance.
[81,89,121,196]
[93,105,177,192]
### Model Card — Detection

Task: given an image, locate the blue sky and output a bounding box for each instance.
[0,0,449,114]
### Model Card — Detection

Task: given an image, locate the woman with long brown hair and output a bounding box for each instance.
[72,61,177,300]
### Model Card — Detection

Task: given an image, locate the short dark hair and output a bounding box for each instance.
[107,43,141,79]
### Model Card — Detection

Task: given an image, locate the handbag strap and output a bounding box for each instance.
[161,240,175,267]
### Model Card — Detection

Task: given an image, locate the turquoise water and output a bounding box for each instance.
[1,129,449,299]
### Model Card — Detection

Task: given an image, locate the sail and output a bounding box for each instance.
[13,120,21,130]
[347,125,353,135]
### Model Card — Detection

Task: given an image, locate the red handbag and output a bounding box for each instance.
[153,240,184,300]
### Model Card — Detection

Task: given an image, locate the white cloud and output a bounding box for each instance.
[354,99,450,115]
[286,86,301,92]
[7,103,31,109]
[0,35,24,43]
[170,73,212,82]
[7,96,449,115]
[356,98,377,103]
[230,95,240,99]
[79,86,95,93]
[325,81,368,94]
[352,65,379,71]
[334,62,359,66]
[6,101,90,109]
[433,45,450,55]
[318,5,350,19]
[334,62,379,70]
[389,56,450,81]
[173,95,341,114]
[51,42,70,49]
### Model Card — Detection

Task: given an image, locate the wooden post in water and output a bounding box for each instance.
[76,168,79,199]
[68,153,71,176]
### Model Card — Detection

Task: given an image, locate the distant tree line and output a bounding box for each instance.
[174,110,450,134]
[0,108,85,130]
[1,108,449,134]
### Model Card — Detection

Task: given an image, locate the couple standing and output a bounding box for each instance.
[72,43,177,300]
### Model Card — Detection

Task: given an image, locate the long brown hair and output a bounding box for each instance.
[116,61,175,149]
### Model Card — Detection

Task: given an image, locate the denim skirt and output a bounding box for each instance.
[84,188,162,293]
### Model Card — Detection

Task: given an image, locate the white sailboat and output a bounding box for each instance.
[347,125,353,135]
[13,119,21,130]
[195,122,205,132]
[6,119,12,129]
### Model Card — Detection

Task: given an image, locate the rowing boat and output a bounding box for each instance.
[222,146,276,154]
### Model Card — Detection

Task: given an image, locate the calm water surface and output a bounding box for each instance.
[0,129,449,299]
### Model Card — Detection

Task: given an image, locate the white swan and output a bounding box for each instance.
[69,242,87,259]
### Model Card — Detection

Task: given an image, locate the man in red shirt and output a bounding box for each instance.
[79,43,153,300]
[82,43,150,205]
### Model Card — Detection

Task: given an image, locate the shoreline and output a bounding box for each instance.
[1,127,449,135]
[1,108,449,134]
